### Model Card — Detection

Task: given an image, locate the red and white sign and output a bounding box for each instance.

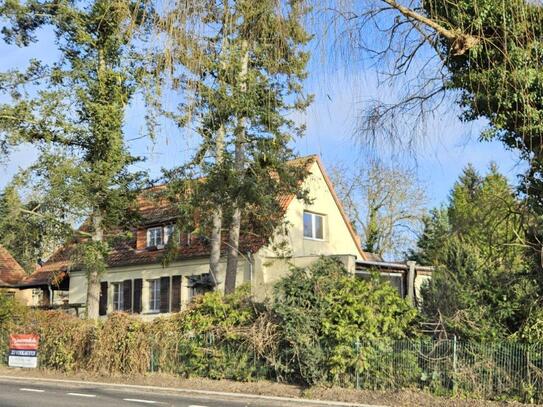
[8,334,39,368]
[9,334,39,350]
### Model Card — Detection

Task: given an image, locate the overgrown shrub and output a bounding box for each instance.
[89,313,150,374]
[150,286,270,381]
[1,259,417,387]
[273,257,418,386]
[0,290,27,360]
[24,311,95,371]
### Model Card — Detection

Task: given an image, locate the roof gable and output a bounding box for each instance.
[284,157,367,260]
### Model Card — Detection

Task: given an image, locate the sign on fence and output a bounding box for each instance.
[8,334,39,368]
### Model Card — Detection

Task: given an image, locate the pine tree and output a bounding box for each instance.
[0,0,154,318]
[161,0,312,293]
[415,163,536,339]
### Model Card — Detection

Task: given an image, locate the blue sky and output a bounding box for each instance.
[0,22,524,210]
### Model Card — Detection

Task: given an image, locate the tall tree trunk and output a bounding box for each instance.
[209,9,230,287]
[209,124,225,284]
[86,210,103,320]
[87,47,107,319]
[225,40,249,294]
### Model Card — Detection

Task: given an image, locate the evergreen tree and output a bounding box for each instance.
[161,0,312,293]
[0,0,153,318]
[414,164,537,339]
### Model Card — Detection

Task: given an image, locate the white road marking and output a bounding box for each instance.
[19,388,45,393]
[68,392,96,398]
[123,399,158,404]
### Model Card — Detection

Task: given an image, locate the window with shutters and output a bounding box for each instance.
[112,283,124,311]
[303,211,325,240]
[148,279,160,312]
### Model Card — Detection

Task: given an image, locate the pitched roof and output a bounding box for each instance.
[20,155,366,286]
[0,245,26,287]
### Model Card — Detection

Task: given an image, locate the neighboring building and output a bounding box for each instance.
[0,245,32,304]
[16,155,369,317]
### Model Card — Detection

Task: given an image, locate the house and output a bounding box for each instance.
[13,155,431,316]
[15,156,368,316]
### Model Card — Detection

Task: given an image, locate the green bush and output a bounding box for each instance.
[0,290,27,361]
[3,260,417,387]
[273,257,418,386]
[151,286,268,381]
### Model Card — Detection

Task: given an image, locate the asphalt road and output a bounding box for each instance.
[0,377,361,407]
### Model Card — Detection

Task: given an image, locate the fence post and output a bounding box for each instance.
[355,339,361,390]
[526,347,531,389]
[452,335,458,395]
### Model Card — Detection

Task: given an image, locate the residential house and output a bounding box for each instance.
[14,155,431,316]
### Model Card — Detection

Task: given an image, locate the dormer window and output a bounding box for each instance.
[147,227,164,247]
[146,225,175,248]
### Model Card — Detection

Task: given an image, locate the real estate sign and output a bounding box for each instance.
[8,334,39,368]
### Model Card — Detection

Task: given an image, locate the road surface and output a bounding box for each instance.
[0,377,369,407]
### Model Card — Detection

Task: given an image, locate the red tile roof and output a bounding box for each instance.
[20,155,366,287]
[0,246,26,287]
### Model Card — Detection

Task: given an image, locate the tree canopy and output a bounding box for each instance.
[0,0,155,318]
[413,164,539,340]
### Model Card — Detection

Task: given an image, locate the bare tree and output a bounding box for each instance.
[312,0,482,155]
[331,160,427,260]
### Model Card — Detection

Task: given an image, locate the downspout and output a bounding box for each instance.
[47,284,53,306]
[247,252,254,288]
[406,261,416,306]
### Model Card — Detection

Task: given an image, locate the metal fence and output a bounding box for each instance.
[148,336,543,402]
[353,339,543,401]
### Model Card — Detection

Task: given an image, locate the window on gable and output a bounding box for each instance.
[112,282,124,311]
[147,226,163,247]
[303,211,324,240]
[148,279,160,312]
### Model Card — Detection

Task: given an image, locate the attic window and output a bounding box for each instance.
[303,211,324,240]
[147,227,163,247]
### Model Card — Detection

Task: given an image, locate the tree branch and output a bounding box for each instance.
[379,0,479,55]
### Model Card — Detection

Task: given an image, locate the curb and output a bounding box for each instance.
[0,374,387,407]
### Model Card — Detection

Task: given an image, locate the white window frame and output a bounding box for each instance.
[148,279,160,312]
[164,225,174,244]
[112,282,124,311]
[303,211,325,240]
[147,226,164,247]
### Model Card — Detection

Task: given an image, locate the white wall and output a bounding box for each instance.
[69,257,249,318]
[253,160,362,299]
